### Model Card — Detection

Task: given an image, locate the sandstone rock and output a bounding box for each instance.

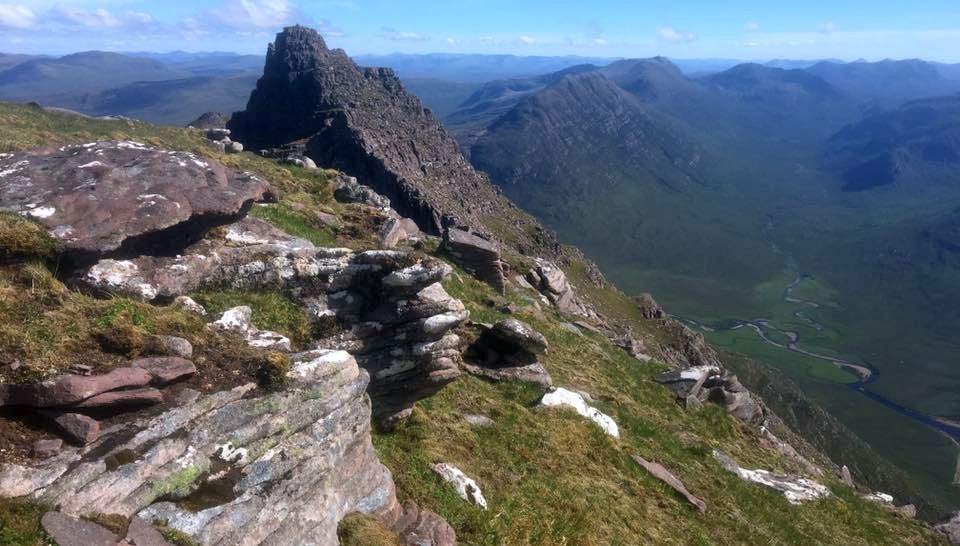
[126,516,176,546]
[0,368,152,408]
[69,387,164,409]
[431,463,488,509]
[32,438,63,458]
[302,157,317,170]
[632,455,706,513]
[526,259,594,317]
[77,217,468,423]
[490,319,548,355]
[41,511,120,546]
[131,357,197,386]
[0,141,276,265]
[462,361,553,388]
[540,388,619,437]
[1,353,417,546]
[896,504,917,519]
[43,411,100,445]
[442,227,506,293]
[713,450,829,505]
[210,306,292,352]
[636,293,665,319]
[225,141,244,154]
[378,217,408,248]
[656,365,765,426]
[154,336,194,359]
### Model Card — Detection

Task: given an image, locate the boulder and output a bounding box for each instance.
[0,141,276,265]
[937,512,960,545]
[0,368,152,408]
[131,357,197,386]
[463,413,495,427]
[490,319,548,355]
[154,335,194,359]
[632,455,706,513]
[526,259,594,317]
[841,465,854,487]
[389,500,456,546]
[205,128,231,141]
[172,296,207,315]
[378,217,408,248]
[442,227,506,293]
[225,141,244,154]
[42,411,100,445]
[656,366,765,426]
[41,511,120,546]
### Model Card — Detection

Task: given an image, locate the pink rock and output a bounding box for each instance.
[0,368,152,408]
[42,412,101,445]
[131,357,197,386]
[41,512,119,546]
[70,387,164,409]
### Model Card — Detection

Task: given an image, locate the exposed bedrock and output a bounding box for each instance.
[0,140,277,267]
[0,350,449,545]
[76,217,468,423]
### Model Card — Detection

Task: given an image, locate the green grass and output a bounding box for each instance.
[0,499,52,546]
[249,204,338,247]
[190,289,312,349]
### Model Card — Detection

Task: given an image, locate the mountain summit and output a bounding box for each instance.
[229,26,546,244]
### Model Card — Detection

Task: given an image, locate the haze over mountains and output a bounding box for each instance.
[4,46,960,510]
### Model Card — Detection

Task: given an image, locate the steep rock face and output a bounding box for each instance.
[228,26,547,245]
[77,217,467,423]
[0,141,276,266]
[0,351,428,545]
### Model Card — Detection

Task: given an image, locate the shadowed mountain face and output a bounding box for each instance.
[827,95,960,191]
[807,59,960,103]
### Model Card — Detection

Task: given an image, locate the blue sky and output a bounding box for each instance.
[2,0,960,61]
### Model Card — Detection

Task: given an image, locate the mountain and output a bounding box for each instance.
[353,52,618,82]
[0,26,952,544]
[0,53,42,72]
[48,74,258,126]
[445,57,960,514]
[827,94,960,191]
[807,59,960,103]
[0,51,184,100]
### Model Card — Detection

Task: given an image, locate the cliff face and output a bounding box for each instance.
[229,26,546,244]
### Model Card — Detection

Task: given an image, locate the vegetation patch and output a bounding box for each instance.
[337,513,403,546]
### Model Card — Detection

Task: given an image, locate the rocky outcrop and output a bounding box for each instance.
[331,174,391,210]
[228,25,551,248]
[442,227,506,293]
[463,319,552,387]
[1,351,441,546]
[526,259,595,317]
[655,365,765,426]
[0,141,276,266]
[76,217,467,423]
[188,112,229,130]
[936,512,960,545]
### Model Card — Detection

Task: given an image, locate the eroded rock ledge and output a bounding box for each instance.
[76,216,468,423]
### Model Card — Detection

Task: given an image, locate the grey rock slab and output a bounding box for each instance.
[32,438,63,459]
[41,511,120,546]
[632,454,706,513]
[490,318,548,355]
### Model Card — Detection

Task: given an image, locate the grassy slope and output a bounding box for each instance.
[0,102,948,545]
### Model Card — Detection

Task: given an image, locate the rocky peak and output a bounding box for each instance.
[228,26,556,253]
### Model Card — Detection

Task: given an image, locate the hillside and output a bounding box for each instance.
[0,25,953,546]
[444,57,960,513]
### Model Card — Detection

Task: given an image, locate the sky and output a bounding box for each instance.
[2,0,960,62]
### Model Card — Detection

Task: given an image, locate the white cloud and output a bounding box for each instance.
[213,0,305,30]
[446,37,459,45]
[658,26,697,43]
[818,21,836,35]
[517,35,535,44]
[379,26,429,41]
[746,21,761,31]
[52,6,156,29]
[592,37,607,45]
[0,3,34,28]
